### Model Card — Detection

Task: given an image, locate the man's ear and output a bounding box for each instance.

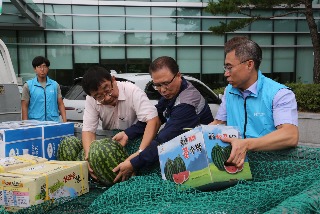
[247,60,254,70]
[111,76,116,82]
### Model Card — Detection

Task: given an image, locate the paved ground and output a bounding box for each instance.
[298,112,320,148]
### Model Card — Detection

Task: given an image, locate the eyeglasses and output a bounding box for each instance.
[223,60,250,73]
[36,65,48,70]
[94,81,114,103]
[152,73,178,91]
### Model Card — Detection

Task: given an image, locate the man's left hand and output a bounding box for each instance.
[112,131,129,147]
[222,137,249,168]
[112,160,135,183]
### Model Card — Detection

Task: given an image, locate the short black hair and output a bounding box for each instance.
[149,56,179,75]
[32,56,50,68]
[224,36,262,70]
[82,66,112,95]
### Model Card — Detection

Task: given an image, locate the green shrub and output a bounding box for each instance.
[212,84,320,113]
[285,83,320,113]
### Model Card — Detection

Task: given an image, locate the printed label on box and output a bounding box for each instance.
[158,125,252,190]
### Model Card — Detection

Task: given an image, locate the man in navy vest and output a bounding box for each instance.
[210,36,299,168]
[21,56,66,122]
[113,56,214,182]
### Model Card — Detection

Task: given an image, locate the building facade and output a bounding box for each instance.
[0,0,319,91]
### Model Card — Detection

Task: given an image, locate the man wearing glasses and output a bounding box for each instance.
[21,56,67,122]
[113,56,214,182]
[210,36,299,168]
[81,66,161,180]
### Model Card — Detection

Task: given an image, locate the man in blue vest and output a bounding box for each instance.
[21,56,66,122]
[210,36,299,168]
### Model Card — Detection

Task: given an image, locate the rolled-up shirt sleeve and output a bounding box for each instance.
[273,88,298,127]
[82,96,99,133]
[214,88,227,122]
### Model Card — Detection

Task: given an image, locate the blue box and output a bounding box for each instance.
[157,125,252,190]
[42,122,74,160]
[0,126,43,158]
[0,122,74,160]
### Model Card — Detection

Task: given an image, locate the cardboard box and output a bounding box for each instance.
[42,122,74,160]
[0,154,48,173]
[0,161,89,211]
[0,122,74,160]
[158,125,252,190]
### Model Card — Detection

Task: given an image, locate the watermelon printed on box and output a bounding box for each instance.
[158,125,252,190]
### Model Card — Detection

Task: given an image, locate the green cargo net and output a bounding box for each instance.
[1,139,320,213]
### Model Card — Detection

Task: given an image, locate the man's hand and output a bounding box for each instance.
[112,131,129,147]
[112,160,135,183]
[85,153,98,181]
[222,137,249,168]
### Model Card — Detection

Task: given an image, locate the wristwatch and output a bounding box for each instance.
[138,149,143,153]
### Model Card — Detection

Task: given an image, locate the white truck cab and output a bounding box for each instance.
[0,39,21,122]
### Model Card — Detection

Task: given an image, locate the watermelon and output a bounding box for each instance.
[164,155,187,182]
[211,144,228,171]
[57,136,82,161]
[88,138,129,186]
[76,149,85,161]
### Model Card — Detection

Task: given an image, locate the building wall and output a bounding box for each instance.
[0,0,319,90]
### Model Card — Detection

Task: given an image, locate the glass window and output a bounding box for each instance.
[152,7,175,16]
[273,35,295,73]
[202,34,224,45]
[202,18,225,32]
[46,15,72,29]
[72,6,98,30]
[127,33,150,45]
[45,4,71,13]
[177,33,200,45]
[127,47,150,59]
[251,11,273,32]
[100,17,125,30]
[152,47,175,61]
[297,34,312,46]
[274,10,296,32]
[73,32,99,63]
[126,7,150,16]
[99,6,125,15]
[127,17,150,31]
[100,31,125,59]
[296,47,314,83]
[152,33,175,45]
[177,8,200,31]
[100,32,125,44]
[273,48,294,73]
[47,46,73,69]
[47,31,72,44]
[101,47,125,60]
[73,16,98,30]
[72,5,98,14]
[177,47,200,74]
[152,17,176,31]
[74,46,99,63]
[202,47,224,74]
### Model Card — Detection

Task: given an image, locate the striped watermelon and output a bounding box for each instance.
[57,136,82,161]
[76,149,85,161]
[164,155,187,181]
[211,144,228,171]
[88,138,129,186]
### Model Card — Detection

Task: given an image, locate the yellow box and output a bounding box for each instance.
[0,154,48,173]
[0,161,89,211]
